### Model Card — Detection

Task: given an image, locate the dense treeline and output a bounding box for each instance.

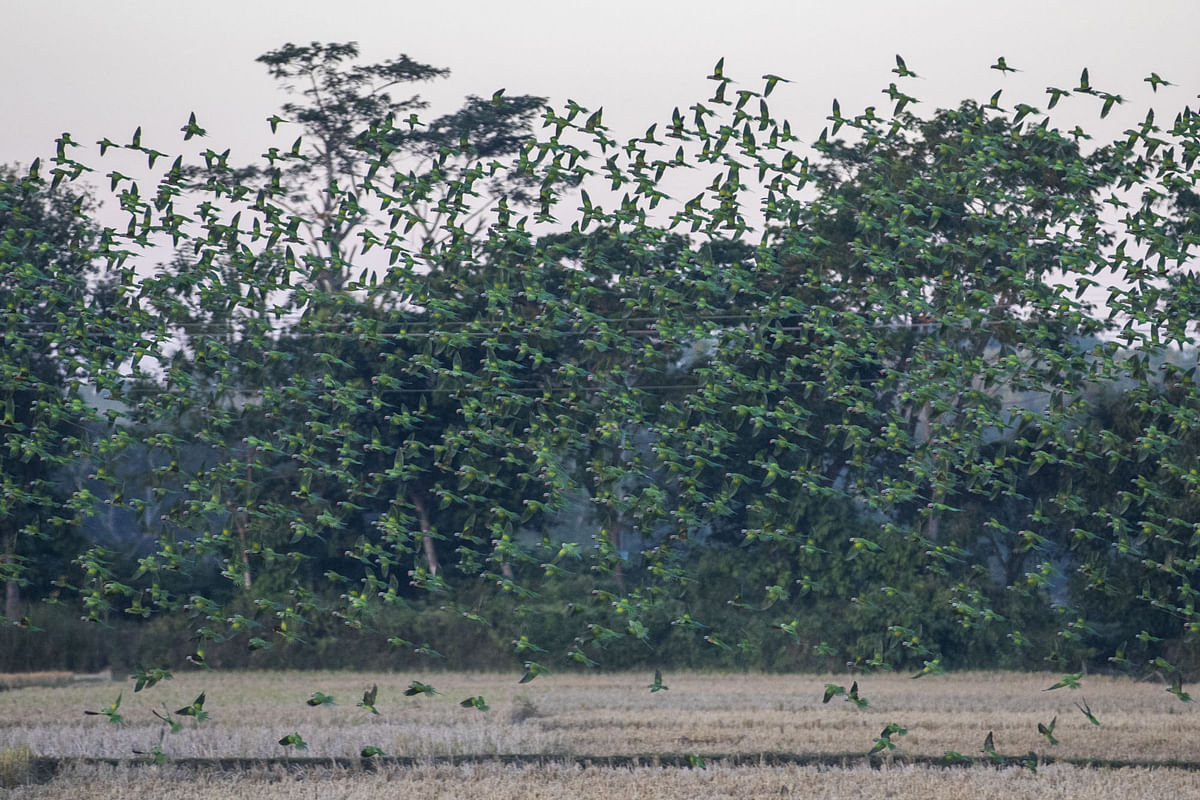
[3,45,1200,677]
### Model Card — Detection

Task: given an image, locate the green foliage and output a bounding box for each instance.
[0,167,112,621]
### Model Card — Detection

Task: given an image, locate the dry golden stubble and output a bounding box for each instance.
[4,761,1200,800]
[0,671,1195,762]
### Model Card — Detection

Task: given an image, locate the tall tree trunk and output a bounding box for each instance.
[235,452,253,589]
[234,511,253,590]
[4,575,18,622]
[610,524,627,595]
[2,534,19,620]
[408,490,440,577]
[916,400,940,542]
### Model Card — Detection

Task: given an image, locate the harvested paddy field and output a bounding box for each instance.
[6,760,1200,800]
[1,671,1197,797]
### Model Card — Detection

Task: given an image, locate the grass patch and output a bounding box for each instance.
[0,672,78,692]
[0,744,33,788]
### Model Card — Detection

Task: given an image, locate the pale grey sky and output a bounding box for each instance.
[4,0,1198,172]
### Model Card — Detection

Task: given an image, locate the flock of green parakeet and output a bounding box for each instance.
[3,48,1200,690]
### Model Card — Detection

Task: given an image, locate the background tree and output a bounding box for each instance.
[0,164,118,622]
[102,43,552,647]
[251,41,544,291]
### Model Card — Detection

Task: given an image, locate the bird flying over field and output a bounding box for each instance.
[278,733,307,750]
[358,685,379,714]
[520,662,549,684]
[84,693,124,726]
[131,665,172,692]
[460,695,489,711]
[186,650,210,670]
[176,692,209,721]
[152,704,183,733]
[307,691,335,706]
[1075,697,1100,726]
[405,680,439,697]
[1037,716,1058,745]
[911,658,944,679]
[869,723,907,754]
[847,681,869,709]
[1043,673,1082,691]
[649,669,669,692]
